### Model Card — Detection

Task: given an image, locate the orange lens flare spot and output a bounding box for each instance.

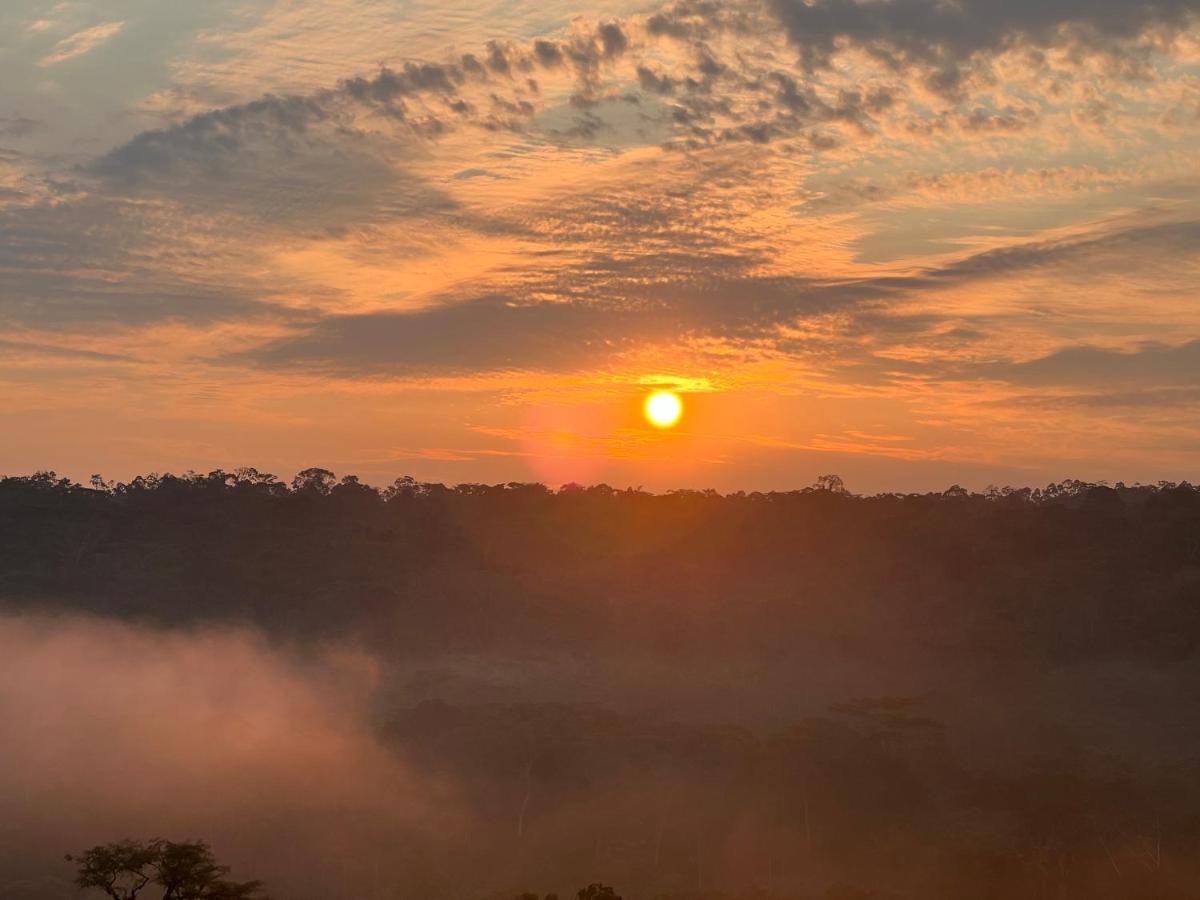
[644,391,683,428]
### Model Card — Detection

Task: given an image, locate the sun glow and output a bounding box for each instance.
[644,391,683,428]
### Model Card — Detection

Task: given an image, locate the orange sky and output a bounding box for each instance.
[1,0,1199,491]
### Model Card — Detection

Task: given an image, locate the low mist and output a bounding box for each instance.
[0,613,458,900]
[9,478,1200,898]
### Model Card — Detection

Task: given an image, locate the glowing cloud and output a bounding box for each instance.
[39,21,125,66]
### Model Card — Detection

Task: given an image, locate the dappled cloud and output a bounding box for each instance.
[1,0,1199,489]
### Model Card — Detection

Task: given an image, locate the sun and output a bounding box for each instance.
[644,390,683,428]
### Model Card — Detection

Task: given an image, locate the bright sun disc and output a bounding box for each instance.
[644,391,683,428]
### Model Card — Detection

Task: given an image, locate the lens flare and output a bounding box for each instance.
[644,391,683,428]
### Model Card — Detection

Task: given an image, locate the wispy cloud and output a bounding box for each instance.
[39,20,124,66]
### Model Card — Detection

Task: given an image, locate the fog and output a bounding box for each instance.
[8,607,1200,899]
[9,478,1200,898]
[0,613,459,900]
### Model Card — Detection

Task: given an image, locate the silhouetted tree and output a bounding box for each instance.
[67,840,159,900]
[290,467,336,495]
[813,474,847,494]
[576,885,620,900]
[68,839,265,900]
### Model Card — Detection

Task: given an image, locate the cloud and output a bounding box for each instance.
[92,94,339,181]
[927,218,1200,282]
[0,196,285,329]
[2,0,1200,492]
[225,209,1200,377]
[63,0,1200,216]
[994,385,1200,409]
[625,0,1200,149]
[230,294,651,375]
[995,339,1200,388]
[0,338,130,363]
[796,165,1137,213]
[763,0,1200,78]
[0,116,40,139]
[87,94,456,229]
[91,16,640,189]
[39,21,125,66]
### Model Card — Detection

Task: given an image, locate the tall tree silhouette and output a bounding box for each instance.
[68,839,265,900]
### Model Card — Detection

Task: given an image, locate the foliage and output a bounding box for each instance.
[577,885,620,900]
[2,468,1199,661]
[67,840,264,900]
[10,468,1200,898]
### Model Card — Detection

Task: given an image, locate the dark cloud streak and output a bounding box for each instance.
[228,215,1200,376]
[763,0,1200,88]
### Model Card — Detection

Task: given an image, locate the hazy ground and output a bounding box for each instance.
[6,477,1200,898]
[7,610,1200,900]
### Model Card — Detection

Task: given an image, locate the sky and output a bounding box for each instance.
[1,0,1199,493]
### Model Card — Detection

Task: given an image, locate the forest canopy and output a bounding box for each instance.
[8,469,1200,899]
[2,468,1199,661]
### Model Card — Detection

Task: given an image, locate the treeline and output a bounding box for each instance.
[3,467,1200,659]
[12,468,1200,898]
[14,466,1194,505]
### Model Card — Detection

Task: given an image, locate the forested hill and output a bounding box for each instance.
[3,468,1200,661]
[9,469,1200,899]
